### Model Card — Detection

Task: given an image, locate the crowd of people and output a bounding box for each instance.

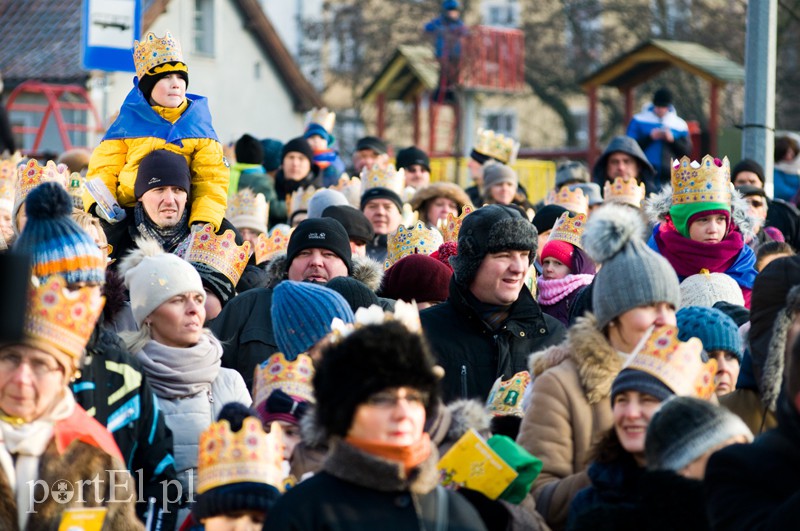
[1,26,800,531]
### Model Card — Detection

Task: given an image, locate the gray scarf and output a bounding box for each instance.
[136,331,222,398]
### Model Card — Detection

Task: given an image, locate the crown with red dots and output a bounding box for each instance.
[15,159,69,209]
[553,184,589,214]
[254,226,292,265]
[252,353,315,408]
[133,31,187,81]
[437,205,473,243]
[384,221,444,269]
[185,224,252,286]
[547,211,587,249]
[671,155,732,206]
[603,176,646,208]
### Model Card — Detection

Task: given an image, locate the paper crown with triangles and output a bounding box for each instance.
[287,186,316,219]
[624,325,717,400]
[133,31,187,81]
[604,176,646,208]
[15,159,70,209]
[486,371,530,417]
[330,299,422,343]
[0,152,21,211]
[330,174,362,208]
[360,164,405,197]
[252,352,315,409]
[185,224,252,286]
[197,416,284,495]
[553,184,589,214]
[254,226,291,265]
[304,107,336,133]
[473,128,520,165]
[547,211,587,249]
[226,188,269,234]
[384,221,444,269]
[437,205,473,243]
[24,275,105,369]
[671,155,732,206]
[67,172,85,210]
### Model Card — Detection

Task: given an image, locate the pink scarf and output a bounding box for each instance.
[537,274,594,306]
[654,224,743,278]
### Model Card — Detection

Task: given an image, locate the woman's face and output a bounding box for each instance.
[612,390,662,465]
[274,420,301,460]
[541,257,570,280]
[708,350,740,396]
[148,292,206,348]
[0,344,67,422]
[489,181,516,205]
[347,386,426,446]
[425,197,459,224]
[607,302,676,354]
[688,214,728,244]
[202,511,265,531]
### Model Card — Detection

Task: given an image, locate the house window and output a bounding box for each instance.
[194,0,215,56]
[483,110,517,138]
[483,0,520,28]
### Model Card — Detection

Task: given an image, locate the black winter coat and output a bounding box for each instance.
[420,278,565,401]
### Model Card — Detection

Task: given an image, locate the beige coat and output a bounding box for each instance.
[516,315,624,530]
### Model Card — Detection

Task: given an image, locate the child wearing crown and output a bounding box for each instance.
[83,31,229,232]
[303,108,346,187]
[645,156,757,307]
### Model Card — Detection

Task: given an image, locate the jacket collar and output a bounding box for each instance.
[447,277,548,335]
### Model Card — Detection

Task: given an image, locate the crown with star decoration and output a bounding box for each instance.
[330,174,362,208]
[548,211,587,249]
[553,184,589,214]
[133,31,187,81]
[185,224,252,286]
[603,176,646,208]
[437,205,474,243]
[304,107,336,133]
[486,371,530,417]
[360,164,405,197]
[671,155,732,206]
[287,186,316,219]
[384,221,444,269]
[473,128,520,164]
[254,226,292,265]
[226,188,269,234]
[252,352,315,409]
[15,159,70,207]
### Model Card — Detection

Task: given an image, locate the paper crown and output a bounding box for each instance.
[473,128,520,165]
[330,299,421,343]
[305,107,336,133]
[625,325,717,400]
[553,184,589,214]
[226,188,269,234]
[604,176,646,208]
[186,224,252,286]
[254,226,292,265]
[15,159,70,207]
[0,152,21,210]
[385,221,444,269]
[253,353,315,409]
[25,275,105,364]
[197,417,284,494]
[330,174,362,208]
[133,31,186,81]
[360,164,405,197]
[486,371,530,417]
[437,205,473,243]
[547,211,587,249]
[287,186,316,219]
[67,172,85,210]
[671,155,732,206]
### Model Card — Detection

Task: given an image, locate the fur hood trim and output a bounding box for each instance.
[445,399,492,442]
[265,253,384,291]
[299,403,328,447]
[644,185,756,241]
[528,313,624,405]
[409,183,472,218]
[761,285,800,411]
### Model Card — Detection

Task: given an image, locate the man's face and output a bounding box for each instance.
[363,198,402,235]
[139,186,187,228]
[733,171,763,188]
[468,158,484,185]
[744,195,768,227]
[283,152,311,181]
[469,250,530,305]
[354,149,388,173]
[653,105,669,119]
[287,248,349,283]
[606,152,638,180]
[404,164,430,189]
[350,239,367,258]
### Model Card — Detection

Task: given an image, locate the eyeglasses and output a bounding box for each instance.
[365,389,428,409]
[0,352,63,377]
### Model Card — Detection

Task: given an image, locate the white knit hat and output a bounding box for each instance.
[679,271,744,309]
[119,238,205,326]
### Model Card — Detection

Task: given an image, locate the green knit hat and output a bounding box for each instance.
[487,434,542,504]
[669,202,730,238]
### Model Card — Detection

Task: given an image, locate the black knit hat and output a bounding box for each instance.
[360,187,404,213]
[451,205,538,286]
[134,150,191,199]
[532,204,568,235]
[313,321,440,438]
[652,88,673,107]
[396,146,430,172]
[731,159,765,186]
[322,205,374,244]
[355,136,388,154]
[281,137,314,164]
[137,66,189,104]
[325,276,380,312]
[735,185,767,200]
[235,134,264,165]
[192,262,236,307]
[286,217,352,274]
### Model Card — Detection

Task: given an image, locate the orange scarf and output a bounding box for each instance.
[345,433,432,474]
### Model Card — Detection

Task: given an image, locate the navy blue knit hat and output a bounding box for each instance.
[611,369,674,402]
[677,306,743,363]
[260,138,284,172]
[271,281,354,360]
[134,150,191,199]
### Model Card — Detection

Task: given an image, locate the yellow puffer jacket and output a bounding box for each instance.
[83,100,229,230]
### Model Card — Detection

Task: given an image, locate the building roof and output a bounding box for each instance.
[362,45,440,103]
[581,39,745,90]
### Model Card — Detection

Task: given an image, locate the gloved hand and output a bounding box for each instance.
[95,204,127,225]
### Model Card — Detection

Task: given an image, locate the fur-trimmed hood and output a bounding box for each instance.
[265,253,384,291]
[528,313,624,405]
[644,184,757,241]
[409,182,473,224]
[759,285,800,411]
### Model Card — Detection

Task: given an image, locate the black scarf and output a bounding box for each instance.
[134,202,191,253]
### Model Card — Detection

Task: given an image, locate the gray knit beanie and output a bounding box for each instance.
[481,162,518,198]
[582,203,680,329]
[645,396,752,472]
[307,189,349,219]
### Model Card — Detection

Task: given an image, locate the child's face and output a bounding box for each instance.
[688,214,727,244]
[150,73,186,108]
[306,134,327,152]
[542,257,570,280]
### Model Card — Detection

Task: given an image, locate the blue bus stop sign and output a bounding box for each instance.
[81,0,143,72]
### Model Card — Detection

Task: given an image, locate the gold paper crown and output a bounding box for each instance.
[133,31,186,81]
[486,371,530,417]
[254,226,292,265]
[15,159,70,208]
[553,184,589,214]
[437,205,474,243]
[604,177,646,208]
[226,188,269,234]
[384,221,444,269]
[473,128,520,164]
[305,107,336,133]
[287,186,316,219]
[253,353,315,408]
[330,174,362,208]
[197,417,284,494]
[0,152,21,209]
[67,172,86,210]
[186,224,252,286]
[547,211,587,249]
[360,164,405,197]
[25,275,105,364]
[625,325,718,400]
[671,155,732,206]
